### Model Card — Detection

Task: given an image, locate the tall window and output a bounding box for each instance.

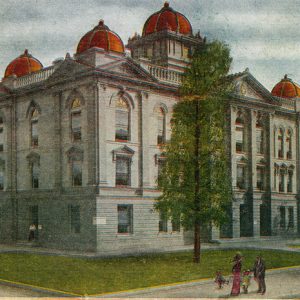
[288,207,294,229]
[72,161,82,186]
[157,107,166,145]
[159,211,168,232]
[256,118,264,154]
[68,205,80,233]
[237,165,246,189]
[31,162,39,189]
[31,109,39,147]
[115,98,129,141]
[116,156,131,186]
[235,113,244,152]
[71,99,82,142]
[287,170,293,193]
[0,116,3,152]
[256,166,265,191]
[286,130,292,159]
[171,215,180,232]
[278,129,284,158]
[0,163,4,191]
[279,169,285,192]
[118,205,133,234]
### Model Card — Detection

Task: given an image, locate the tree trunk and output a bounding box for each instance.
[193,99,201,263]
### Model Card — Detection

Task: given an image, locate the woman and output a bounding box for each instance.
[230,252,242,296]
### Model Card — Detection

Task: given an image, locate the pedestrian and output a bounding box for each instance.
[241,269,252,294]
[253,255,266,295]
[230,252,242,296]
[28,223,36,241]
[214,270,229,289]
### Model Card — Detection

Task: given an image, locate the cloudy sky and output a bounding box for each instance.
[0,0,299,90]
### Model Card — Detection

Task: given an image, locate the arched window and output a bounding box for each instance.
[256,117,264,154]
[31,109,39,147]
[286,129,292,159]
[71,99,82,142]
[0,116,3,152]
[235,112,244,152]
[157,107,166,145]
[278,128,284,158]
[115,98,130,141]
[67,147,83,187]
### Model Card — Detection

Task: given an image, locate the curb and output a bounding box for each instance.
[90,265,300,297]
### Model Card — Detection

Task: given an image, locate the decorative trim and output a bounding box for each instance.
[26,100,41,118]
[65,89,85,109]
[66,146,84,162]
[26,152,40,165]
[112,145,134,161]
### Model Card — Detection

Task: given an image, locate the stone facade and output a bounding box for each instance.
[0,3,299,255]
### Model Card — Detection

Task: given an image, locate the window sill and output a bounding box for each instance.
[117,233,133,236]
[115,139,129,143]
[115,185,131,188]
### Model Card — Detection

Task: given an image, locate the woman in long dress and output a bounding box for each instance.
[231,253,242,296]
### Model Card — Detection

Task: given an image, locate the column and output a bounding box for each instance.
[268,113,274,192]
[230,106,237,187]
[250,110,257,190]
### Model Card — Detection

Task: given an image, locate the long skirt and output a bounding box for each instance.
[231,271,241,296]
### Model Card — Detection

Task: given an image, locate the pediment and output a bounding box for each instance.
[47,59,92,82]
[231,71,279,105]
[100,59,157,82]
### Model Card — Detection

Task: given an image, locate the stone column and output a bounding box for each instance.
[250,110,257,191]
[230,106,237,187]
[98,84,108,186]
[268,113,274,192]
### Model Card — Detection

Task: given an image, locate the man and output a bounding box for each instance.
[253,255,266,295]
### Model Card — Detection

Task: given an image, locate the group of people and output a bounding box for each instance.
[215,252,266,296]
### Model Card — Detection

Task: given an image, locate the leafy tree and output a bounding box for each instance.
[156,41,233,263]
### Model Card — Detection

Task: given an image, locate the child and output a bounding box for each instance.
[242,269,252,294]
[215,271,229,289]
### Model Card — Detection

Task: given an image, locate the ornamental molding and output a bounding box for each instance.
[26,152,40,165]
[66,146,84,162]
[112,145,134,161]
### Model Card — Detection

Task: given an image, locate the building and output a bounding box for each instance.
[0,2,298,254]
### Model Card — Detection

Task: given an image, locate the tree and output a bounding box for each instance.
[156,41,233,263]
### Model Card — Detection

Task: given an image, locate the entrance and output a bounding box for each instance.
[240,204,252,237]
[260,204,269,236]
[29,205,38,239]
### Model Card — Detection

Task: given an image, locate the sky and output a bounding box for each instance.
[0,0,299,90]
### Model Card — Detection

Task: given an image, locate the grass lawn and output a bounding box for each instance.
[288,244,300,248]
[0,249,299,295]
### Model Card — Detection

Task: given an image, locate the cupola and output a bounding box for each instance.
[142,1,192,36]
[77,20,125,54]
[271,75,300,98]
[4,49,43,78]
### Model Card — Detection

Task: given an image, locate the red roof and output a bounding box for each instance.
[143,2,192,36]
[271,75,300,98]
[4,49,43,78]
[77,20,125,54]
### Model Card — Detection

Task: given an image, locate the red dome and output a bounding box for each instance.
[271,75,300,98]
[4,50,43,78]
[77,20,125,54]
[143,2,192,36]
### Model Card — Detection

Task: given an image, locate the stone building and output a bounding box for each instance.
[0,2,298,254]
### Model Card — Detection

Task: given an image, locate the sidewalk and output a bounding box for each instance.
[99,266,300,299]
[0,236,299,258]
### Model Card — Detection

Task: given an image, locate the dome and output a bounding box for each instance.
[77,20,125,54]
[142,1,192,36]
[4,49,43,78]
[271,75,300,98]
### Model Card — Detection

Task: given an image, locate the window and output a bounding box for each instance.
[256,118,264,154]
[280,206,286,229]
[31,162,39,189]
[286,130,292,159]
[0,116,3,152]
[256,167,265,191]
[159,211,168,232]
[116,156,131,186]
[71,99,81,142]
[287,170,293,193]
[171,215,180,232]
[235,113,244,152]
[157,108,166,145]
[279,169,285,192]
[31,109,39,147]
[0,169,3,191]
[118,205,133,234]
[72,161,82,186]
[68,205,80,233]
[288,207,294,229]
[237,165,246,189]
[115,98,129,141]
[278,129,284,158]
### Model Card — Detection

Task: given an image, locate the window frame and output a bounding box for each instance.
[117,204,133,234]
[70,99,82,142]
[115,155,131,187]
[115,98,130,142]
